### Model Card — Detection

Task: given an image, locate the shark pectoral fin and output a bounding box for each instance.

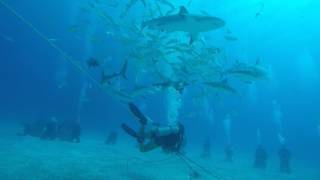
[189,33,198,45]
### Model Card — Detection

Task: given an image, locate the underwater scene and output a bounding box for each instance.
[0,0,319,179]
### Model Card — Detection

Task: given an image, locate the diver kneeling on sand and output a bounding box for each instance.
[121,103,184,153]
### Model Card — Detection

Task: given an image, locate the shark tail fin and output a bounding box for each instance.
[119,59,128,80]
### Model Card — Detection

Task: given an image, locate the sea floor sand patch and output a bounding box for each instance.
[0,124,319,180]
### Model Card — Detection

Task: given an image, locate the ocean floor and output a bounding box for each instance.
[0,123,319,180]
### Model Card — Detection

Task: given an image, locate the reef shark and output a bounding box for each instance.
[205,80,238,94]
[226,60,269,83]
[142,6,225,44]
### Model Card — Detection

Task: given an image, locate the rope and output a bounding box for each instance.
[0,0,131,103]
[0,1,224,179]
[176,153,198,174]
[176,152,226,180]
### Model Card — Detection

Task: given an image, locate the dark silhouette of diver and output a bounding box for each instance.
[86,57,100,68]
[224,144,234,162]
[201,136,211,158]
[59,119,81,143]
[69,119,81,143]
[41,117,58,140]
[122,103,184,153]
[17,119,46,137]
[105,131,118,145]
[254,145,268,170]
[278,144,291,174]
[122,104,227,180]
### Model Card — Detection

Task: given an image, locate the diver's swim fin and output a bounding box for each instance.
[128,103,148,125]
[121,123,144,143]
[121,123,139,138]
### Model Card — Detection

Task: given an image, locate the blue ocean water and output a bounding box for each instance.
[0,0,319,179]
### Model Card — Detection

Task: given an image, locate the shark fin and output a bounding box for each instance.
[141,21,148,30]
[189,33,198,45]
[101,71,118,85]
[179,6,189,15]
[119,59,128,80]
[200,10,210,16]
[156,2,164,16]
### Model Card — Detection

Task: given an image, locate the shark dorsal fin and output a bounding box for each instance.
[179,6,189,15]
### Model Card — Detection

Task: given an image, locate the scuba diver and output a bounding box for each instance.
[253,145,268,170]
[224,144,234,162]
[105,131,118,145]
[201,136,211,158]
[278,144,291,174]
[41,117,58,140]
[17,119,46,137]
[121,103,184,153]
[58,119,81,143]
[122,103,227,180]
[69,119,81,143]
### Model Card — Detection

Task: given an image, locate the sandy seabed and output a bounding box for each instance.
[0,123,319,180]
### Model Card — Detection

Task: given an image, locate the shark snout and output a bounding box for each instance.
[212,17,226,28]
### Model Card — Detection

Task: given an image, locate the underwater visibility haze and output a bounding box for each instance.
[0,0,319,179]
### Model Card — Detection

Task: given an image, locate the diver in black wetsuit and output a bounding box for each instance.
[254,145,268,170]
[122,103,184,153]
[105,131,118,145]
[17,119,46,137]
[278,144,291,174]
[69,120,81,143]
[58,119,81,143]
[42,117,58,140]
